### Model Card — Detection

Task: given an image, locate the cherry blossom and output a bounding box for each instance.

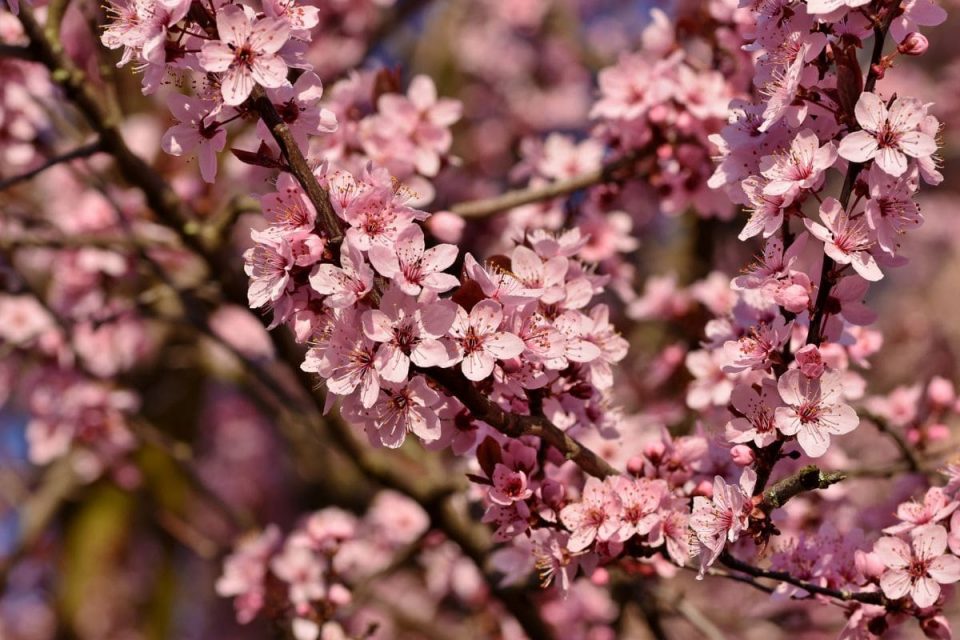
[448,300,525,381]
[837,93,938,178]
[774,369,859,457]
[198,5,292,106]
[368,224,459,295]
[805,197,883,282]
[875,525,960,608]
[690,469,757,577]
[559,477,622,553]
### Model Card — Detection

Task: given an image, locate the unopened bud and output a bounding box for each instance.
[898,32,929,56]
[730,445,755,466]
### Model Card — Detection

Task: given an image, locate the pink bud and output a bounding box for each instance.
[795,344,825,379]
[898,32,930,56]
[425,211,465,244]
[921,615,952,640]
[591,567,610,586]
[643,440,666,462]
[927,376,956,407]
[855,550,886,580]
[694,479,714,499]
[627,455,646,475]
[730,445,755,466]
[927,423,951,442]
[328,583,352,607]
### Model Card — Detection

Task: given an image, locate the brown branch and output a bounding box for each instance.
[426,367,619,478]
[0,140,102,190]
[760,465,846,510]
[249,87,618,480]
[449,151,641,219]
[16,7,212,264]
[718,552,884,605]
[0,43,37,61]
[806,0,903,346]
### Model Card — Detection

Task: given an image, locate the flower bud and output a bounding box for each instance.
[591,567,610,586]
[425,210,465,244]
[898,32,930,56]
[927,376,956,407]
[730,445,755,466]
[627,455,646,475]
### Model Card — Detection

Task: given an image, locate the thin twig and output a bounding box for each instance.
[449,151,641,219]
[0,141,102,190]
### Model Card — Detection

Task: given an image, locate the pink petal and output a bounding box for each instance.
[928,555,960,584]
[913,524,949,561]
[899,131,937,159]
[248,17,291,54]
[854,92,887,133]
[796,423,830,457]
[469,300,503,336]
[837,130,879,164]
[484,332,524,360]
[879,568,911,600]
[221,67,256,106]
[911,576,941,609]
[250,55,289,89]
[876,146,908,178]
[875,536,912,569]
[462,351,494,381]
[198,41,235,73]
[408,75,437,110]
[215,5,252,47]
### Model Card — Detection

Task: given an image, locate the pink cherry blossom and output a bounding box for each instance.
[890,0,948,43]
[489,464,534,506]
[837,93,938,177]
[160,94,227,183]
[805,197,883,282]
[610,477,666,542]
[690,469,757,577]
[308,239,374,308]
[198,5,291,106]
[738,176,786,240]
[349,375,442,448]
[774,368,859,457]
[759,129,836,201]
[361,286,455,382]
[368,224,459,295]
[726,380,782,448]
[864,164,922,256]
[875,525,960,608]
[559,477,622,553]
[884,487,959,536]
[448,300,525,381]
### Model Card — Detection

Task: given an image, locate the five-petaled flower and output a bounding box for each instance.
[774,368,859,458]
[874,524,960,608]
[838,93,937,178]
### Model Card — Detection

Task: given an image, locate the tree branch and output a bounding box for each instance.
[449,151,641,219]
[0,140,102,190]
[760,464,846,510]
[719,552,884,605]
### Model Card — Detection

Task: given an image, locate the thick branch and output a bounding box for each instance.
[449,151,640,219]
[0,140,102,190]
[760,464,846,510]
[427,367,619,478]
[0,43,37,60]
[250,85,618,480]
[250,87,344,244]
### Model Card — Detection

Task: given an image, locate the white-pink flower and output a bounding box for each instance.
[805,197,883,282]
[160,94,226,183]
[690,469,757,577]
[448,300,525,381]
[837,93,937,177]
[774,368,859,458]
[874,525,960,608]
[308,239,374,308]
[368,224,459,295]
[726,380,782,449]
[559,477,622,553]
[759,129,837,201]
[198,5,291,106]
